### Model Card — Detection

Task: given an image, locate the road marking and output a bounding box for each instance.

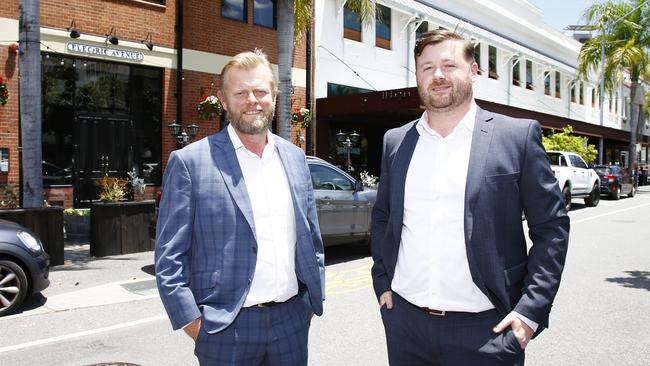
[0,314,167,354]
[572,202,650,224]
[326,264,373,295]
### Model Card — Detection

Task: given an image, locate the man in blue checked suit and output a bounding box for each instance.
[155,49,325,366]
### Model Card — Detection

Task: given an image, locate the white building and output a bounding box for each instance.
[313,0,647,171]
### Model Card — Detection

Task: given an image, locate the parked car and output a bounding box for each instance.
[0,219,50,317]
[547,151,600,209]
[593,165,637,200]
[307,156,376,247]
[152,157,377,247]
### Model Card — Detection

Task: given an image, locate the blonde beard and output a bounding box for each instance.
[227,110,274,135]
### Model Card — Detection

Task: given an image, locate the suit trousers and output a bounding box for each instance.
[194,295,313,366]
[381,293,525,366]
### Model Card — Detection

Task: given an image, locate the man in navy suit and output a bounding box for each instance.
[155,49,325,366]
[371,29,570,365]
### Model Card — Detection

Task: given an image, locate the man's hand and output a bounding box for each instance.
[183,317,202,342]
[493,313,533,349]
[379,291,393,310]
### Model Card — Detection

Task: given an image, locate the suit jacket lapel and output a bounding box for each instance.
[209,130,256,239]
[391,122,419,239]
[464,107,494,243]
[275,140,304,221]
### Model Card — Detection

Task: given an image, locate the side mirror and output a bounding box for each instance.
[354,180,364,192]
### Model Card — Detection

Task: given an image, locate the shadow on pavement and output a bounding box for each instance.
[141,264,155,276]
[605,270,650,291]
[325,243,371,266]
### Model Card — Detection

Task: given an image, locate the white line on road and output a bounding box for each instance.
[0,314,167,354]
[571,201,650,224]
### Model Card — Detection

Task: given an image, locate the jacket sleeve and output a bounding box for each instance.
[515,121,570,330]
[371,132,392,300]
[154,151,201,330]
[303,155,326,300]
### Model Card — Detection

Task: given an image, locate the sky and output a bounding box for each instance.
[529,0,596,32]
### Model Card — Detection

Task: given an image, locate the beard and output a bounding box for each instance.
[227,106,274,135]
[418,75,473,113]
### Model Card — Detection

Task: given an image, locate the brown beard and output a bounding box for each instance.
[418,75,473,113]
[227,107,274,135]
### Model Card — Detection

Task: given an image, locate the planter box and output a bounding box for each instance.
[0,207,65,266]
[64,214,90,241]
[90,200,155,257]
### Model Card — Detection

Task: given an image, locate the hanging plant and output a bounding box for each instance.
[0,75,9,106]
[197,95,222,120]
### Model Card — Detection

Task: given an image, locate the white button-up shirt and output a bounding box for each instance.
[392,102,494,312]
[227,125,298,307]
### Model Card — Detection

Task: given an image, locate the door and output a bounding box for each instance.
[73,114,135,207]
[569,154,589,193]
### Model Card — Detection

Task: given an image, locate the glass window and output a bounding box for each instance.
[488,45,498,79]
[555,71,561,99]
[222,0,247,22]
[571,83,576,103]
[375,4,391,49]
[579,82,584,105]
[614,92,618,114]
[525,60,533,90]
[544,71,551,95]
[344,6,362,41]
[415,22,428,40]
[592,88,596,109]
[512,59,520,86]
[309,164,353,191]
[474,43,482,75]
[254,0,275,28]
[327,82,373,97]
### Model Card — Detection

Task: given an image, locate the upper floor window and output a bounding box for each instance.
[609,93,613,112]
[512,59,521,87]
[525,60,533,90]
[474,43,482,75]
[344,5,362,42]
[222,0,247,22]
[554,71,561,99]
[415,22,428,40]
[591,88,597,109]
[579,82,584,105]
[544,71,551,95]
[254,0,276,29]
[488,45,498,79]
[614,92,618,114]
[375,4,391,49]
[570,83,576,103]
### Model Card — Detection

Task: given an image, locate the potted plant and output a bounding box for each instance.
[197,95,222,120]
[127,169,146,201]
[0,75,9,106]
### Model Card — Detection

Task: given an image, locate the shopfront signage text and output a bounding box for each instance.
[66,43,144,62]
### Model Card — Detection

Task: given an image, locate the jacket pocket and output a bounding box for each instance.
[504,261,527,286]
[485,172,520,184]
[192,271,220,289]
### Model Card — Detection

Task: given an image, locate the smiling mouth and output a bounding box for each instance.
[243,110,261,115]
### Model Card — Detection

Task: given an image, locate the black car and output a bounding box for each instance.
[0,219,50,316]
[593,165,637,200]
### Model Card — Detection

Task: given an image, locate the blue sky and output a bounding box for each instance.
[529,0,596,31]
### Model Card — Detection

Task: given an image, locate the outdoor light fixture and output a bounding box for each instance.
[106,27,119,45]
[67,20,80,39]
[168,121,200,148]
[336,131,360,173]
[141,32,154,51]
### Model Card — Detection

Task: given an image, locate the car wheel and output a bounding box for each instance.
[0,259,29,317]
[612,186,621,200]
[584,183,600,207]
[562,185,571,211]
[628,186,636,198]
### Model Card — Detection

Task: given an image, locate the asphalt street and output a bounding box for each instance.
[1,186,649,365]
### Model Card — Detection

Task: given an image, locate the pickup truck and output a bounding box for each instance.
[547,151,600,209]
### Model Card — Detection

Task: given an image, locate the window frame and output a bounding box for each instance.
[221,0,248,23]
[343,5,362,42]
[375,4,391,50]
[253,0,276,29]
[488,45,498,80]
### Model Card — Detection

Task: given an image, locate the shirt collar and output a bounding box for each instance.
[227,124,275,157]
[416,101,477,137]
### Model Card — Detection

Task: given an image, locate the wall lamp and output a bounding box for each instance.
[67,20,80,39]
[141,32,154,51]
[168,121,200,148]
[106,27,119,45]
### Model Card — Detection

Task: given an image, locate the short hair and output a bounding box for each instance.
[414,29,474,63]
[220,48,277,95]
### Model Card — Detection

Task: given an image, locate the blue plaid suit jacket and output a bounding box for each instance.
[155,128,325,333]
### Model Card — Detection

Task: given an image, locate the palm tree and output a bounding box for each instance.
[275,0,376,142]
[577,0,649,170]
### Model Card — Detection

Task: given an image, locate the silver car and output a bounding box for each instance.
[306,157,377,247]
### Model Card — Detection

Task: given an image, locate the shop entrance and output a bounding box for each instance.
[73,114,135,207]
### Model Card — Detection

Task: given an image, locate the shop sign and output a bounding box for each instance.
[66,42,144,62]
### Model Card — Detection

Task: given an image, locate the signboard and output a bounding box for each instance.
[66,42,144,62]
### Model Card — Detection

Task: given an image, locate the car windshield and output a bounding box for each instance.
[594,167,610,175]
[547,153,565,166]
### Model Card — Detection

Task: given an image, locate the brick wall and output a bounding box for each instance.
[0,44,20,204]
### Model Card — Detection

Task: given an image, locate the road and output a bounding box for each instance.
[1,187,649,365]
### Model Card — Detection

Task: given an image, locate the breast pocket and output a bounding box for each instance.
[485,172,520,184]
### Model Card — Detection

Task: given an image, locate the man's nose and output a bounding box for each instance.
[245,91,258,104]
[433,67,445,79]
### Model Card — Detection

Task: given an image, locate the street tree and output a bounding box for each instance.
[543,125,599,164]
[577,0,649,170]
[275,0,376,141]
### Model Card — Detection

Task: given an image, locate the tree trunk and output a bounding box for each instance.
[19,0,43,208]
[628,82,645,172]
[276,0,294,142]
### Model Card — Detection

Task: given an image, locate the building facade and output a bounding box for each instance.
[0,0,308,208]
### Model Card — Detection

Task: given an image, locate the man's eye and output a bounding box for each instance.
[254,90,268,97]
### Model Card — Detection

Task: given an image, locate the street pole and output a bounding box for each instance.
[598,31,605,165]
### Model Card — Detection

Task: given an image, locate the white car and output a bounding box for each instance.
[547,151,600,209]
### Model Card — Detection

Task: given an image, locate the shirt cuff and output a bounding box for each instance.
[512,311,539,332]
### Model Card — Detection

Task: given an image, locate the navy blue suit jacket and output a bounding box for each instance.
[155,128,325,333]
[371,107,569,332]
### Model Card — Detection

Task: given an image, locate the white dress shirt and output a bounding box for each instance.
[391,103,538,331]
[227,125,298,307]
